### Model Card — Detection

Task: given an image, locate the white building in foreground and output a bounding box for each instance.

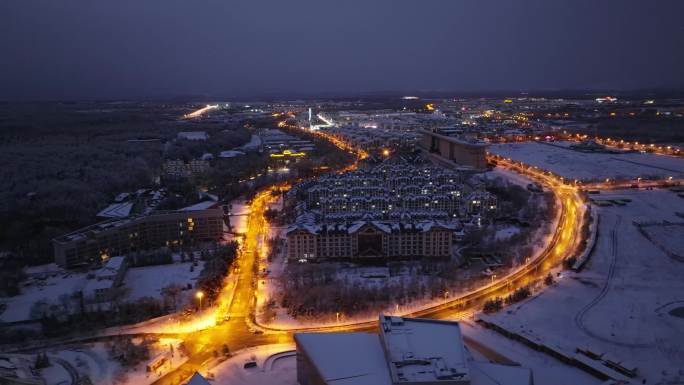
[295,315,533,385]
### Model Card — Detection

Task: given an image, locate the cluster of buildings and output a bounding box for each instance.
[53,206,224,268]
[319,124,420,152]
[286,162,497,261]
[96,188,167,219]
[304,110,449,153]
[82,255,127,303]
[163,159,211,179]
[305,163,495,220]
[295,315,534,385]
[260,128,315,167]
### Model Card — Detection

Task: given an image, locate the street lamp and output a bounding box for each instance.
[196,291,204,312]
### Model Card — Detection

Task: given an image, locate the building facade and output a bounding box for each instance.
[53,208,224,268]
[419,129,488,171]
[304,163,465,220]
[286,220,456,261]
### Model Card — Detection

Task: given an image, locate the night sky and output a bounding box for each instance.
[2,0,683,100]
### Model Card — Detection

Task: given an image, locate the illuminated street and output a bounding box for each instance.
[3,4,684,384]
[148,134,588,385]
[183,104,219,119]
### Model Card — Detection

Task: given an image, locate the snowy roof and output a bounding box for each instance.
[218,150,245,158]
[83,277,114,292]
[181,201,219,211]
[184,372,211,385]
[295,316,527,385]
[114,192,130,202]
[97,202,133,218]
[378,315,470,384]
[178,131,209,140]
[468,362,532,385]
[104,256,125,271]
[295,333,392,385]
[238,134,262,151]
[287,220,461,236]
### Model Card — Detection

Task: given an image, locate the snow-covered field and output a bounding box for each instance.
[460,322,601,385]
[44,338,186,385]
[490,141,684,181]
[125,261,204,303]
[0,260,204,323]
[47,344,118,384]
[481,188,684,383]
[201,344,296,385]
[640,224,684,258]
[0,269,89,322]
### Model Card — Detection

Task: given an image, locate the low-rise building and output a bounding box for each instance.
[295,315,533,385]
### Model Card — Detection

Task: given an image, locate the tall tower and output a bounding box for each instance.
[308,108,312,124]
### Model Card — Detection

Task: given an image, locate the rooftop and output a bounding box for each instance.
[379,315,470,384]
[295,315,533,385]
[295,332,392,385]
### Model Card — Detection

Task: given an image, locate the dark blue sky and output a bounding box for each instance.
[2,0,683,100]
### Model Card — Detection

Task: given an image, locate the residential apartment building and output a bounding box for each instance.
[286,220,456,261]
[53,208,224,268]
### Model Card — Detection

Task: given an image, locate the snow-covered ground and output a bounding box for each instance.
[459,321,602,385]
[125,261,204,303]
[201,344,296,385]
[494,225,521,241]
[0,259,204,323]
[47,344,118,385]
[44,338,186,385]
[486,167,534,188]
[480,188,684,383]
[0,269,89,322]
[490,141,684,181]
[640,224,684,258]
[228,199,250,234]
[41,361,72,385]
[204,333,598,385]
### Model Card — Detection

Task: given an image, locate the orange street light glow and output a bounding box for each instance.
[183,104,218,119]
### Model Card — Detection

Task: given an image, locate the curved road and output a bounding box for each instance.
[3,148,587,385]
[146,152,587,385]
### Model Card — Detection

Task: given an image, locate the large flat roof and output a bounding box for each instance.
[379,315,470,384]
[295,316,532,385]
[295,332,392,385]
